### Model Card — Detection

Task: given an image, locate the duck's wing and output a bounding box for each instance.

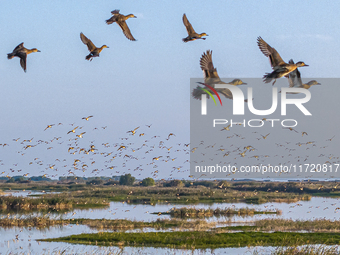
[117,20,136,41]
[13,42,25,52]
[19,53,27,72]
[200,50,220,79]
[182,14,196,35]
[106,10,120,24]
[257,37,285,69]
[218,88,233,99]
[106,16,116,24]
[287,59,302,88]
[80,33,96,51]
[111,9,120,15]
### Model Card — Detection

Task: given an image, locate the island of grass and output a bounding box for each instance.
[40,231,340,248]
[154,207,281,218]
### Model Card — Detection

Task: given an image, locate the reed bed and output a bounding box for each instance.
[1,182,313,204]
[160,207,281,218]
[271,245,339,255]
[220,219,340,233]
[0,217,216,231]
[255,219,340,232]
[0,194,109,211]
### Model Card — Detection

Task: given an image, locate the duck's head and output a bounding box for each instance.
[201,33,208,36]
[228,79,247,86]
[296,61,308,67]
[306,80,321,86]
[128,14,137,18]
[101,45,109,49]
[32,48,41,53]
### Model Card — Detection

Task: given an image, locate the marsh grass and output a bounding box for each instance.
[0,216,71,228]
[40,231,340,249]
[82,218,215,231]
[1,183,313,204]
[0,217,216,231]
[0,194,109,212]
[219,219,340,233]
[69,186,311,205]
[272,245,339,255]
[255,219,340,232]
[156,207,281,218]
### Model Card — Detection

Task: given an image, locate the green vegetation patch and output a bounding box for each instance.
[40,231,340,248]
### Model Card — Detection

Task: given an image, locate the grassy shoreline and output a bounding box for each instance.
[5,181,339,205]
[53,186,312,205]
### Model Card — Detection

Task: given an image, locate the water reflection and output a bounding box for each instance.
[2,190,60,197]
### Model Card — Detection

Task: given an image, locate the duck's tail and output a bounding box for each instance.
[105,17,116,25]
[192,86,210,100]
[7,53,14,59]
[182,37,190,43]
[85,54,93,61]
[263,72,276,83]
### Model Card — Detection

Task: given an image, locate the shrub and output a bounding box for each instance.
[86,179,104,185]
[141,178,155,187]
[164,180,184,187]
[119,174,135,186]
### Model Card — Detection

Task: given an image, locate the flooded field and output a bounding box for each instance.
[1,191,340,254]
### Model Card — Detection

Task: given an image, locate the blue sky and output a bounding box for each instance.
[0,1,339,179]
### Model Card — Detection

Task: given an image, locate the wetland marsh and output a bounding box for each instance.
[1,181,340,254]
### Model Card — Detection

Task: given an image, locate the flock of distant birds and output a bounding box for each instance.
[191,127,338,179]
[0,116,191,179]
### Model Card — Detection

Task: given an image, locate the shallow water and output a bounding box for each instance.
[2,190,60,197]
[0,225,273,255]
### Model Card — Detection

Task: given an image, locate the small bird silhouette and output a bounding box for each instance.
[82,115,93,121]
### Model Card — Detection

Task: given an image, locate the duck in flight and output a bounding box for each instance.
[182,14,208,42]
[257,36,308,85]
[286,59,320,93]
[7,43,40,72]
[106,10,137,41]
[80,33,108,61]
[192,50,246,100]
[279,59,320,94]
